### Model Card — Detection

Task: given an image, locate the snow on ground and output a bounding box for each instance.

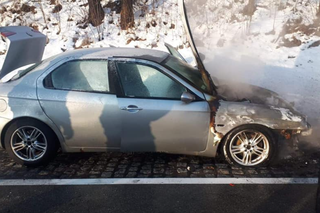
[0,0,190,66]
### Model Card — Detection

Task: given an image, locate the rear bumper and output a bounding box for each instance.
[0,117,10,149]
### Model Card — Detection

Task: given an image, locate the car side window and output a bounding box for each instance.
[116,62,187,99]
[50,60,110,93]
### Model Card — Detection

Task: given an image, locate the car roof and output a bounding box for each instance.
[52,47,170,63]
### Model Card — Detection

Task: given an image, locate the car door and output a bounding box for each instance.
[37,59,121,151]
[110,58,211,153]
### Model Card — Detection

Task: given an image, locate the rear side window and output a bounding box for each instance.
[50,60,110,93]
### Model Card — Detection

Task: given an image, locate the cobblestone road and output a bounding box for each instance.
[0,148,319,179]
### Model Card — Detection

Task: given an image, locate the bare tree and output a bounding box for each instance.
[88,0,105,27]
[38,0,47,28]
[120,0,134,30]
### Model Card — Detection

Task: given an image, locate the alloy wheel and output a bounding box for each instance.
[229,130,270,166]
[10,126,47,162]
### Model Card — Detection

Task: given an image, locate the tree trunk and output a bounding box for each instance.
[120,0,134,30]
[88,0,105,27]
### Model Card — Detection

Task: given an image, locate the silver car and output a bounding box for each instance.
[0,27,311,167]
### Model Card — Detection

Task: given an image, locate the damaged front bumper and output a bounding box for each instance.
[300,123,313,136]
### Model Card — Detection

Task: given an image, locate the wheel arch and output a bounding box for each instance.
[1,116,61,149]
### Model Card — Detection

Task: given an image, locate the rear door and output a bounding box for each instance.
[37,59,121,151]
[110,58,210,153]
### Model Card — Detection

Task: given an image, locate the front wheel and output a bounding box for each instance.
[223,125,277,167]
[4,119,58,166]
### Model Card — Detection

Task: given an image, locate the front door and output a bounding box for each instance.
[113,59,210,153]
[37,60,121,150]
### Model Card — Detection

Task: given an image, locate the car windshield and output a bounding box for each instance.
[163,55,210,94]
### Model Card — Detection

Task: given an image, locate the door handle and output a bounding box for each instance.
[120,105,143,112]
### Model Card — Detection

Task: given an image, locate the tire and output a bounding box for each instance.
[222,125,277,167]
[4,119,58,166]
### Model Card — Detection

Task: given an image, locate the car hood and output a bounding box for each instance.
[0,26,46,79]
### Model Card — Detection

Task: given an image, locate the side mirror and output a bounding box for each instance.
[181,92,195,103]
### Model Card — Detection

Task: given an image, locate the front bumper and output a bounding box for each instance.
[301,123,313,136]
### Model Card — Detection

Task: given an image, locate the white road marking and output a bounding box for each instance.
[0,178,318,186]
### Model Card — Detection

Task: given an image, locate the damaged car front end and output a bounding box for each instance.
[178,0,312,166]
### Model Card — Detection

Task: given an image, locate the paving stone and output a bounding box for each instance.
[116,169,126,174]
[258,170,271,175]
[153,168,165,174]
[128,167,139,172]
[4,170,16,176]
[217,169,230,175]
[155,160,166,164]
[84,160,95,165]
[114,172,125,178]
[215,163,229,169]
[96,161,108,165]
[118,165,128,169]
[92,165,105,171]
[165,169,175,175]
[245,169,258,175]
[75,171,87,177]
[126,172,137,178]
[189,164,201,169]
[38,171,50,176]
[101,172,113,178]
[141,169,152,175]
[80,165,92,171]
[203,169,215,174]
[231,165,242,170]
[141,165,152,170]
[105,167,115,172]
[177,173,188,177]
[64,169,76,175]
[119,160,130,165]
[0,148,318,179]
[232,170,245,175]
[167,160,176,165]
[177,168,188,174]
[191,169,203,175]
[54,167,65,173]
[177,162,187,168]
[190,159,200,164]
[89,170,102,175]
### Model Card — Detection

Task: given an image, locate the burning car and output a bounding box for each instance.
[0,23,311,167]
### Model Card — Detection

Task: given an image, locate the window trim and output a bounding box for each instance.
[43,59,116,95]
[112,59,201,101]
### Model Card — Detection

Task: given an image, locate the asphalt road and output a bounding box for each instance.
[0,184,318,213]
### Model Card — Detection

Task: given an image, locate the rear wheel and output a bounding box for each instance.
[4,119,58,166]
[223,125,277,167]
